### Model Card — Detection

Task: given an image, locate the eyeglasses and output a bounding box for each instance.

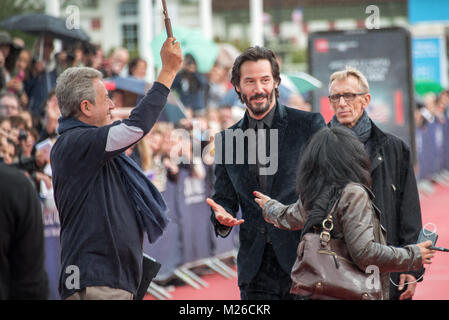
[328,92,367,103]
[1,104,19,112]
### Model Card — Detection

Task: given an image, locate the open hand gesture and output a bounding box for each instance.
[206,198,244,227]
[253,191,271,209]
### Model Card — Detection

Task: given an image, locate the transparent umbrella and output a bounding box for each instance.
[151,26,219,73]
[283,72,322,94]
[415,80,443,96]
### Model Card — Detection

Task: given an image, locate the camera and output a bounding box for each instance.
[18,130,28,141]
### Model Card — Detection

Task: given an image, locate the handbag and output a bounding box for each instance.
[290,198,383,300]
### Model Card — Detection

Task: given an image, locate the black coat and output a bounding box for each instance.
[51,83,168,299]
[367,121,424,299]
[211,103,325,287]
[0,163,48,299]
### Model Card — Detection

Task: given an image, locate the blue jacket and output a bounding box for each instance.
[51,82,169,299]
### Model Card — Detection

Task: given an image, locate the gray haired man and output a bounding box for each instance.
[50,38,182,300]
[328,66,425,300]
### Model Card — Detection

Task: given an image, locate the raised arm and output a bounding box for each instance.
[104,38,183,158]
[156,37,183,89]
[254,191,307,230]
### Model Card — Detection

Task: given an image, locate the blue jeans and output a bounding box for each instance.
[239,243,297,300]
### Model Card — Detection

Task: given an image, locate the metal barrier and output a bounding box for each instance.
[416,116,449,193]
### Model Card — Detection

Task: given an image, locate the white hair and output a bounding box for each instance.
[55,67,103,118]
[329,66,370,93]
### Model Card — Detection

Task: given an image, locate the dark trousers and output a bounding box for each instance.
[239,243,296,300]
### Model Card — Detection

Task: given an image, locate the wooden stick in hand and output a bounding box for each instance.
[161,0,173,38]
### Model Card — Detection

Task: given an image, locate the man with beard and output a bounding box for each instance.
[206,46,325,299]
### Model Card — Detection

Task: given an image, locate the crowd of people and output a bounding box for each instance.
[414,89,449,184]
[0,34,208,195]
[1,26,449,301]
[415,90,449,129]
[0,29,314,200]
[1,29,448,199]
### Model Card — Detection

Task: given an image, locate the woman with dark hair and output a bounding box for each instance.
[254,127,435,299]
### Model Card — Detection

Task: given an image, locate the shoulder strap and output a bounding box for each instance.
[319,195,341,247]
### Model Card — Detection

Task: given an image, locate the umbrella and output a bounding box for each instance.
[219,43,241,60]
[162,92,187,124]
[151,26,219,73]
[283,72,322,94]
[415,80,443,96]
[104,77,186,123]
[0,13,90,42]
[215,43,241,69]
[104,76,149,96]
[219,89,245,109]
[104,76,149,108]
[158,102,186,123]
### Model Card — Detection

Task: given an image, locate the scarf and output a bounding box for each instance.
[117,154,170,244]
[330,110,372,144]
[58,117,169,244]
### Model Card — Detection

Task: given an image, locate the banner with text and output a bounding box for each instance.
[308,28,415,157]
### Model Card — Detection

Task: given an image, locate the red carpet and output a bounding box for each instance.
[414,184,449,300]
[145,267,240,300]
[145,184,449,300]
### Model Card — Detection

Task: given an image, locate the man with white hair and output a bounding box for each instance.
[327,66,425,300]
[50,38,182,300]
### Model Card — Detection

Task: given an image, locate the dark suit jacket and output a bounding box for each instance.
[211,102,325,287]
[0,163,48,299]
